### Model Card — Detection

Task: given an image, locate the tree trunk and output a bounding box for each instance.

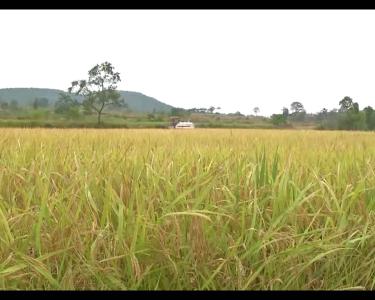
[98,111,102,125]
[97,103,105,125]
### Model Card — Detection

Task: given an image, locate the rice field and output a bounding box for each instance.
[0,128,374,290]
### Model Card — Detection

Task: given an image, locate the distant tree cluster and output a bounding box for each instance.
[187,106,221,114]
[54,93,81,119]
[33,97,49,109]
[0,99,19,111]
[268,97,375,131]
[320,96,375,130]
[270,102,306,127]
[169,106,222,117]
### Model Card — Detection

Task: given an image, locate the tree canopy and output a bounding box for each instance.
[68,62,126,124]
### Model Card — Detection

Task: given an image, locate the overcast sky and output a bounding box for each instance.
[1,10,375,116]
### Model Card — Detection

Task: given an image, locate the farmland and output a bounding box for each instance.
[0,128,374,290]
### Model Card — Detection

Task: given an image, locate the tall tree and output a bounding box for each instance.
[290,101,305,114]
[339,96,353,112]
[208,106,216,114]
[351,102,359,113]
[318,108,328,120]
[68,62,125,124]
[282,107,289,117]
[253,107,260,116]
[290,101,306,121]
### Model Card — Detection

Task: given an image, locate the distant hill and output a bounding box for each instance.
[0,88,175,113]
[118,91,174,113]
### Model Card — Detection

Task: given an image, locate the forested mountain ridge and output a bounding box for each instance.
[0,88,174,113]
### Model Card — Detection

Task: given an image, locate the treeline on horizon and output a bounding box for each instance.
[172,96,375,131]
[271,96,375,131]
[1,61,372,130]
[0,94,375,131]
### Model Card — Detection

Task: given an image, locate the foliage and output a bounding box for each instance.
[271,114,288,126]
[170,107,189,117]
[364,106,375,130]
[54,93,81,119]
[282,107,289,117]
[339,96,354,112]
[290,101,305,114]
[68,62,126,124]
[33,97,49,109]
[253,107,260,116]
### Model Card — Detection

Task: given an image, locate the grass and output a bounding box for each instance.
[0,128,374,290]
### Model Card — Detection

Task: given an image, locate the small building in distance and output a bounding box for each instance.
[175,121,195,129]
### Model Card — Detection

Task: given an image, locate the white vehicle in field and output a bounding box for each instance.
[175,121,195,129]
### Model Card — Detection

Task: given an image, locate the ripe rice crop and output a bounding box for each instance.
[0,128,374,290]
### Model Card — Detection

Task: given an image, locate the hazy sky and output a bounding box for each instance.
[1,10,375,116]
